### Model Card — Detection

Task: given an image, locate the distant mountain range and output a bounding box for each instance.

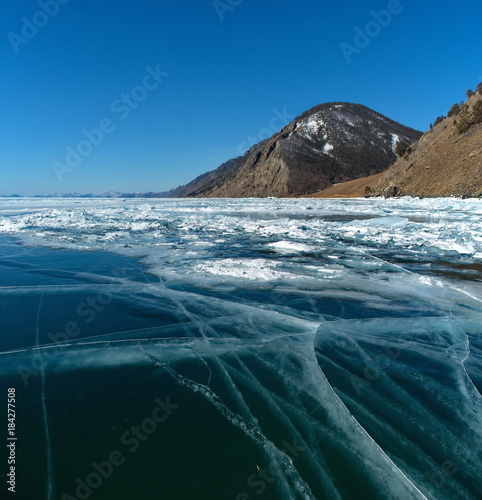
[168,102,422,198]
[0,191,170,199]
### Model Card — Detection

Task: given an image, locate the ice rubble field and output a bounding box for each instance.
[0,197,481,500]
[1,196,481,259]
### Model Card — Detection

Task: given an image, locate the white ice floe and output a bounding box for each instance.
[195,259,285,281]
[267,241,314,253]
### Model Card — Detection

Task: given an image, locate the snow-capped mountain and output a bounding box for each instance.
[169,102,422,198]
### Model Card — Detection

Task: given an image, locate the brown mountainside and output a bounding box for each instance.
[372,91,482,198]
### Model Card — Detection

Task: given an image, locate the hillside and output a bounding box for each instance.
[371,90,482,198]
[169,103,422,198]
[306,172,385,198]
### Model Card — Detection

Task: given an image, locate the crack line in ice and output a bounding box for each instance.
[192,350,213,386]
[306,329,431,500]
[136,343,316,500]
[147,279,299,427]
[223,353,342,499]
[313,320,482,498]
[449,319,482,403]
[345,243,415,276]
[0,330,318,359]
[35,292,54,500]
[221,329,431,499]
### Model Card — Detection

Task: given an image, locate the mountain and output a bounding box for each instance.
[169,102,422,198]
[371,89,482,198]
[7,191,172,199]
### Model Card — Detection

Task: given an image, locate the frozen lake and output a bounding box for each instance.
[0,197,481,499]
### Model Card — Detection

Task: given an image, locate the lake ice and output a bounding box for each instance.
[0,197,481,500]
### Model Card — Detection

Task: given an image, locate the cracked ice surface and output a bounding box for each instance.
[0,197,481,500]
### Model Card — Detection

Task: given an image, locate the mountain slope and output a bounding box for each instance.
[372,91,482,198]
[169,102,422,198]
[306,172,385,198]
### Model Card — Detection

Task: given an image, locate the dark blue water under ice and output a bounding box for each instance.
[0,198,481,500]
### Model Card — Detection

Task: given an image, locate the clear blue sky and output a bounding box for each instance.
[1,0,481,195]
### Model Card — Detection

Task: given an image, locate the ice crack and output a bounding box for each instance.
[36,292,54,500]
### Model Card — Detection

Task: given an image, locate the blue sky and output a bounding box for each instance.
[0,0,481,195]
